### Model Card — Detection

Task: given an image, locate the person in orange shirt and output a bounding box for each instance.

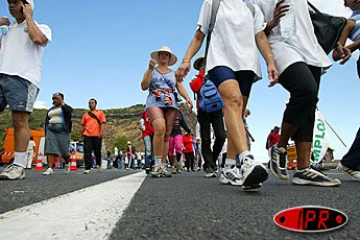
[79,98,106,174]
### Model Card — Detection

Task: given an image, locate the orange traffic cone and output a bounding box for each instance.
[54,155,59,169]
[34,152,44,171]
[70,153,78,171]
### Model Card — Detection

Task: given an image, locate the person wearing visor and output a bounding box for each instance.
[0,0,52,180]
[43,93,73,175]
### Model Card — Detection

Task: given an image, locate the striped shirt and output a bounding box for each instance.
[350,10,360,42]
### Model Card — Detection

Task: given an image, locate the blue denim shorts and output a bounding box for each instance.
[0,74,39,112]
[208,66,255,97]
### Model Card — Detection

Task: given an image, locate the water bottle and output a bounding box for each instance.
[0,16,9,36]
[0,25,8,36]
[279,0,296,39]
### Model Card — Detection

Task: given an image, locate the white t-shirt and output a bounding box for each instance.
[197,0,266,80]
[114,147,119,157]
[251,0,332,74]
[27,140,36,152]
[0,20,52,88]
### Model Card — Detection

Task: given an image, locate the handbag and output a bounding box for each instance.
[308,1,347,55]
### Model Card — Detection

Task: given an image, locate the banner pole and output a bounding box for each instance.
[316,107,347,148]
[323,118,347,148]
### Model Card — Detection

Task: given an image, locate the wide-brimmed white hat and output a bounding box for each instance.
[193,54,205,71]
[150,46,178,66]
[127,141,131,145]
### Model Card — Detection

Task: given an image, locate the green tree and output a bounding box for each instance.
[113,136,131,153]
[71,128,81,142]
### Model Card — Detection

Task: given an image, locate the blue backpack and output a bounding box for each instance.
[199,79,224,113]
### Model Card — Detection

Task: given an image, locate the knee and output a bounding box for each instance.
[223,92,242,109]
[12,113,28,129]
[295,87,318,107]
[154,126,166,137]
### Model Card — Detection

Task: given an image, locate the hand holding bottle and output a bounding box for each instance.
[0,16,10,36]
[278,0,296,39]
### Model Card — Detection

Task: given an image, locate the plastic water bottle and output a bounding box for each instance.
[279,0,296,39]
[0,25,8,36]
[0,16,9,36]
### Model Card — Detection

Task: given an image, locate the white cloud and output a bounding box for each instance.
[310,0,352,17]
[33,101,47,109]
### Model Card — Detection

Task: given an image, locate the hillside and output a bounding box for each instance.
[0,104,197,153]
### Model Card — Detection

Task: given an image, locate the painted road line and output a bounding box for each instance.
[0,171,146,240]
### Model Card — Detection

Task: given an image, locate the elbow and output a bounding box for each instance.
[32,37,48,46]
[195,30,205,42]
[141,84,148,91]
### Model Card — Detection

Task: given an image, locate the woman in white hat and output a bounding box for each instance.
[176,0,279,190]
[141,46,193,178]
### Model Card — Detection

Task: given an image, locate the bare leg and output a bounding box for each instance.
[278,122,298,149]
[162,109,177,163]
[47,154,56,168]
[63,155,70,165]
[218,81,248,155]
[12,111,30,152]
[295,142,311,170]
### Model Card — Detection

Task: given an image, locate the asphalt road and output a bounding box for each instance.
[0,168,358,240]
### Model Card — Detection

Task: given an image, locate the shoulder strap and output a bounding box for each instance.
[88,111,101,125]
[205,0,222,58]
[205,1,254,61]
[307,1,321,15]
[246,2,255,17]
[209,0,222,34]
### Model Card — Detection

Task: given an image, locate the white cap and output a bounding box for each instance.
[27,0,35,9]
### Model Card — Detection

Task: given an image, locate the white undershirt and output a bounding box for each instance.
[197,0,266,81]
[251,0,332,74]
[48,108,62,124]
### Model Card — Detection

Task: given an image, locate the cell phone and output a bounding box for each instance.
[20,0,29,15]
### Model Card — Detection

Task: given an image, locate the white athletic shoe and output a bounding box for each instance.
[43,168,53,176]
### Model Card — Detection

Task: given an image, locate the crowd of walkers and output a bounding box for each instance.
[139,0,360,190]
[0,0,359,191]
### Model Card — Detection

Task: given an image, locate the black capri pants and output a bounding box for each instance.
[278,62,321,143]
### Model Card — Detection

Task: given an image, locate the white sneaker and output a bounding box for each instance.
[292,168,341,186]
[64,164,70,174]
[239,154,268,190]
[219,167,242,186]
[161,165,172,178]
[0,164,25,180]
[337,162,360,181]
[176,162,183,174]
[97,165,102,172]
[43,168,53,176]
[83,169,92,174]
[151,164,162,177]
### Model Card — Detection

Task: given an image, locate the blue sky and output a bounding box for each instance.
[0,0,358,162]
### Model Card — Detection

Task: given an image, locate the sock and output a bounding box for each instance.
[154,156,162,165]
[225,158,236,168]
[13,152,26,167]
[237,151,251,165]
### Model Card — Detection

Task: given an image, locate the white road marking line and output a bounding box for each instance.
[0,171,146,240]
